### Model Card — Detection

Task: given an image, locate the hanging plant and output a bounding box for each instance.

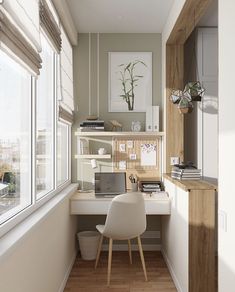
[178,92,193,114]
[170,89,184,104]
[184,81,205,102]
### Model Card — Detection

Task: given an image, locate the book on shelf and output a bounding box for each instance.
[171,165,201,180]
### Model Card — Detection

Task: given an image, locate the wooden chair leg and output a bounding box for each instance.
[128,239,132,264]
[107,238,113,286]
[137,236,148,281]
[95,235,103,269]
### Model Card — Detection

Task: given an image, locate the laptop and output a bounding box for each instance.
[95,172,126,197]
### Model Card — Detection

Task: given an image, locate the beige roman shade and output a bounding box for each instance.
[39,0,61,53]
[0,10,42,75]
[58,26,74,123]
[1,0,41,52]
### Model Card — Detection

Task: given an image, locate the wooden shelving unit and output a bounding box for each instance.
[75,154,111,159]
[75,131,165,137]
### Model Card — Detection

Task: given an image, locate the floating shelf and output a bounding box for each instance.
[75,131,164,137]
[75,154,112,159]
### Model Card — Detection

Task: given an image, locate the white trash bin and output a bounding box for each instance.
[77,231,100,260]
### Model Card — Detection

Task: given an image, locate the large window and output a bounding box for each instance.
[0,19,72,235]
[0,50,32,224]
[36,33,55,199]
[57,122,69,186]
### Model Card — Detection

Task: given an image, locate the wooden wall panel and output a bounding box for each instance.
[166,44,184,172]
[189,189,216,292]
[165,0,214,172]
[167,0,213,45]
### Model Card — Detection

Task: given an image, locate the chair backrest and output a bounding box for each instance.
[102,192,146,240]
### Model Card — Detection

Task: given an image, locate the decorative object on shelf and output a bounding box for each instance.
[109,120,123,131]
[86,115,98,120]
[98,148,107,155]
[131,121,141,132]
[146,105,159,132]
[109,52,152,112]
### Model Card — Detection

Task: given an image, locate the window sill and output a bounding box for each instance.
[0,183,77,260]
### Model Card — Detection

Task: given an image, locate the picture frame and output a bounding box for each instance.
[108,52,152,112]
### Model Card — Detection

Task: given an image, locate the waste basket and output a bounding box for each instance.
[77,231,100,260]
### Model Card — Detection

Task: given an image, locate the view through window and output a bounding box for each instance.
[0,50,32,223]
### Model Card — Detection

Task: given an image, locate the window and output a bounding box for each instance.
[57,122,69,186]
[36,33,55,199]
[0,4,73,236]
[0,50,32,224]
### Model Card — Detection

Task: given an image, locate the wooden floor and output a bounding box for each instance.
[64,251,177,292]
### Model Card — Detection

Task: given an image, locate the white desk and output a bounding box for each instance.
[70,191,171,215]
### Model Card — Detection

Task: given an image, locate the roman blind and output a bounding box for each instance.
[0,9,42,75]
[58,26,74,123]
[39,0,61,53]
[1,0,41,52]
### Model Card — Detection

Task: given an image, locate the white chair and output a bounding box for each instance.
[95,192,147,285]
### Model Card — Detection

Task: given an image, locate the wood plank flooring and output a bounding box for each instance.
[64,251,177,292]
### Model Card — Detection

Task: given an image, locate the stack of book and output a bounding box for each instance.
[171,166,201,180]
[79,120,104,131]
[139,181,162,192]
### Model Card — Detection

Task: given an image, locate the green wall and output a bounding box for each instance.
[71,33,163,247]
[73,33,162,130]
[72,33,162,183]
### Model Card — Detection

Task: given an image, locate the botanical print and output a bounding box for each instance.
[109,52,152,112]
[119,60,146,111]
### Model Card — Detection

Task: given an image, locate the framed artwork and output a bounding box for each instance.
[108,52,152,112]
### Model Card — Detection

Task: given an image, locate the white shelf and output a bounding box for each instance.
[75,154,111,159]
[75,131,164,137]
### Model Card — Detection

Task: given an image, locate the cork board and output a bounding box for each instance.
[113,137,162,189]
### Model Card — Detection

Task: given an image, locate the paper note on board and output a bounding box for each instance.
[140,143,157,166]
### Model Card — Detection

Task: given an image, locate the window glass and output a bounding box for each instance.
[0,50,31,224]
[57,122,69,185]
[36,33,54,199]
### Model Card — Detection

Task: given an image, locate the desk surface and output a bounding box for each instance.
[70,191,171,215]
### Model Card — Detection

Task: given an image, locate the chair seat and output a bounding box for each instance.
[96,224,105,234]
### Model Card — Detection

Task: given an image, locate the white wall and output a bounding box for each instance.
[0,190,78,292]
[218,0,235,291]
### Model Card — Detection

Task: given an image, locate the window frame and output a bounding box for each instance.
[0,33,71,238]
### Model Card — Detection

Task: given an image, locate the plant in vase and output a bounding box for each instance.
[178,93,193,114]
[119,60,146,111]
[184,81,205,101]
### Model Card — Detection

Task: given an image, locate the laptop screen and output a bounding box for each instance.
[95,172,126,196]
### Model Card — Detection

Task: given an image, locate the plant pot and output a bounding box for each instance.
[178,107,190,114]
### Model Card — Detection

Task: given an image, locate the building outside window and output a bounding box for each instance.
[0,50,32,224]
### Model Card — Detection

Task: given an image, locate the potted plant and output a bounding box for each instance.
[184,81,205,101]
[178,94,193,114]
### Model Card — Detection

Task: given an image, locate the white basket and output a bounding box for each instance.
[77,231,100,260]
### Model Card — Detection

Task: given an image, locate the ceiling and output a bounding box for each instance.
[66,0,175,33]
